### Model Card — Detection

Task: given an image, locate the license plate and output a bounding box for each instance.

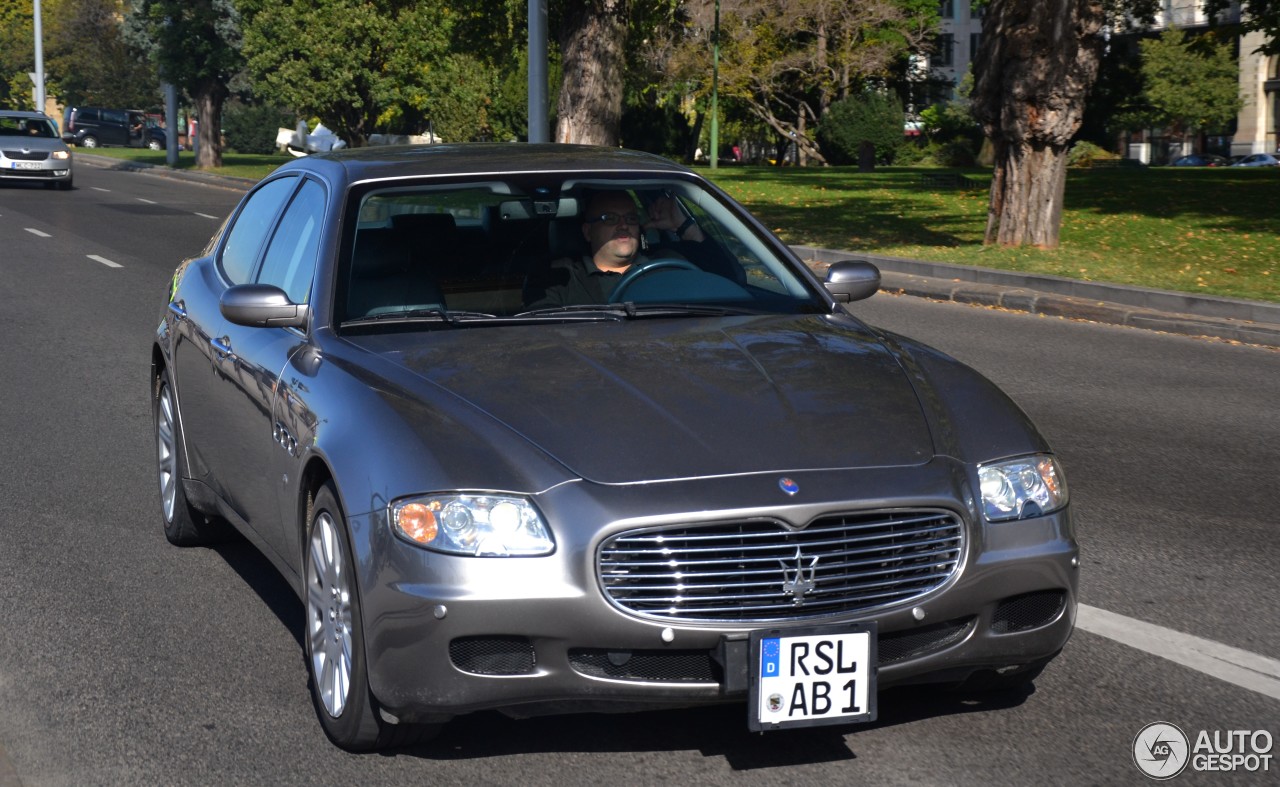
[10,161,42,170]
[748,624,876,731]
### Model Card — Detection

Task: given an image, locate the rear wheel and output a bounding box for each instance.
[304,483,436,751]
[154,368,226,546]
[148,137,163,151]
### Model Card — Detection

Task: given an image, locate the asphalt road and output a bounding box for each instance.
[0,161,1276,786]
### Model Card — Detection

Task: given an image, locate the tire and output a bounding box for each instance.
[153,368,226,546]
[304,483,436,751]
[80,135,98,149]
[148,138,162,151]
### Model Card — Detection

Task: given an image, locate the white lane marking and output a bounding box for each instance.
[137,198,157,204]
[87,255,122,269]
[92,187,110,192]
[24,228,50,238]
[195,213,220,220]
[1078,604,1280,701]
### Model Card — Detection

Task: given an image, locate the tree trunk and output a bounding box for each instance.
[193,79,227,169]
[555,0,628,146]
[972,0,1105,248]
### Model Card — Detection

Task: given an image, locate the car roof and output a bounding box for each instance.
[274,143,697,188]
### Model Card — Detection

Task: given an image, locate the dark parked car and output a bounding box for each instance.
[62,106,166,150]
[152,144,1076,751]
[0,110,73,189]
[1170,153,1230,167]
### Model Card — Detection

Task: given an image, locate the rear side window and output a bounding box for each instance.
[219,176,298,285]
[102,109,126,125]
[78,109,99,122]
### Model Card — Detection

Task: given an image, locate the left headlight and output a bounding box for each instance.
[391,493,554,556]
[52,150,70,160]
[978,455,1068,522]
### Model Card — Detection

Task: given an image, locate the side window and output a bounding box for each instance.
[219,177,298,285]
[103,109,126,125]
[257,178,325,304]
[80,109,98,122]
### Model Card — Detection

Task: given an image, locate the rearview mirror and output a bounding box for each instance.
[823,260,881,303]
[221,284,309,329]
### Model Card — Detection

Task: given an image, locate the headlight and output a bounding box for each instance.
[52,150,70,160]
[391,493,554,556]
[978,455,1067,522]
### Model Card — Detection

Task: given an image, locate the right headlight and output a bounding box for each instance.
[391,493,554,556]
[978,455,1068,522]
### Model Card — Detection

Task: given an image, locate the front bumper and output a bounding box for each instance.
[0,159,72,182]
[352,466,1078,724]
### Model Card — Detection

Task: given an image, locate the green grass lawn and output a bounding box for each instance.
[85,148,1280,303]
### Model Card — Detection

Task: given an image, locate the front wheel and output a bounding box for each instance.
[148,138,163,151]
[305,483,436,750]
[154,368,226,546]
[80,135,98,149]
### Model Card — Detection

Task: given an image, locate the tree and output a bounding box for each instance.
[661,0,936,165]
[0,0,34,109]
[125,0,242,167]
[972,0,1277,248]
[45,0,159,109]
[1139,27,1243,146]
[817,90,905,164]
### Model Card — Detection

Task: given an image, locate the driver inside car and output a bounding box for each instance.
[523,189,705,309]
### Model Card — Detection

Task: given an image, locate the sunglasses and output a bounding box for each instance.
[586,212,641,226]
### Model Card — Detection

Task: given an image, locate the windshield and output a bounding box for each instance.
[0,116,58,139]
[337,176,825,329]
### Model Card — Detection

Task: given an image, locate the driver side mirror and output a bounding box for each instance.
[823,260,881,303]
[221,284,309,329]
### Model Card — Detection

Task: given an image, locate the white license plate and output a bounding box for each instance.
[748,624,876,731]
[10,161,43,170]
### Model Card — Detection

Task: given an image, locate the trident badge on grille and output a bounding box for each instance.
[780,548,818,605]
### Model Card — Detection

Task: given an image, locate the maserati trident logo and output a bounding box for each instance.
[780,547,818,605]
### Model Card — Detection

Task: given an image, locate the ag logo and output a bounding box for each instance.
[1133,722,1190,780]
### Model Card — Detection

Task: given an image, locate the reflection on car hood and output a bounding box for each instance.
[364,314,935,485]
[0,139,68,153]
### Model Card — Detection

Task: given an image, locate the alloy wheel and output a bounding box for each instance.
[307,511,354,718]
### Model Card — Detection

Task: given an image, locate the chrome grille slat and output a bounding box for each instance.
[599,509,965,622]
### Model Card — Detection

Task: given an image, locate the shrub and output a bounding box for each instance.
[1067,140,1122,168]
[222,101,292,155]
[818,91,905,166]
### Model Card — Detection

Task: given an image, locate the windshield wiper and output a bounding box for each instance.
[340,307,497,328]
[512,304,632,320]
[623,303,764,317]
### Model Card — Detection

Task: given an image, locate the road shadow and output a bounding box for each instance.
[213,536,305,650]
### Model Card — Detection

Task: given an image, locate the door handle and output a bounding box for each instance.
[168,301,187,320]
[211,335,233,359]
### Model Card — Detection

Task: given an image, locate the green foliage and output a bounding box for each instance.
[45,0,159,109]
[0,0,34,109]
[1139,28,1243,134]
[817,91,905,165]
[221,100,290,154]
[1066,140,1122,167]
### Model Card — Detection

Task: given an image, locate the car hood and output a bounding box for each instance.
[355,314,936,485]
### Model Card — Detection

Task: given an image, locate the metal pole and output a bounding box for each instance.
[164,83,178,167]
[709,0,720,169]
[32,0,46,114]
[528,0,549,143]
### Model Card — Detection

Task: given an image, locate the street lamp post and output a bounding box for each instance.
[32,0,46,115]
[709,0,720,169]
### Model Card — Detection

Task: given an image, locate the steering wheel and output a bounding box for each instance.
[607,258,701,303]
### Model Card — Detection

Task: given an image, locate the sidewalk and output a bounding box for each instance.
[796,246,1280,349]
[82,154,1280,349]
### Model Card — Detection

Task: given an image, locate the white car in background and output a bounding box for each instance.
[0,110,73,190]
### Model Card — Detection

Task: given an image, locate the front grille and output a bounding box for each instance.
[599,509,964,622]
[2,150,51,161]
[569,649,720,682]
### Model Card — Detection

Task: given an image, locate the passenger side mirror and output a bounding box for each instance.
[823,260,881,303]
[221,284,309,329]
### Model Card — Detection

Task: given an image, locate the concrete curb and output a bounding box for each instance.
[796,246,1280,349]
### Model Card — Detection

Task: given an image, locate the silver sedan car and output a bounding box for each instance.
[151,144,1076,751]
[0,110,73,189]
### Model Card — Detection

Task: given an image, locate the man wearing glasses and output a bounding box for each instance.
[524,189,703,308]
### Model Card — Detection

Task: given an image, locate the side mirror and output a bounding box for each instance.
[221,284,309,329]
[823,260,881,303]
